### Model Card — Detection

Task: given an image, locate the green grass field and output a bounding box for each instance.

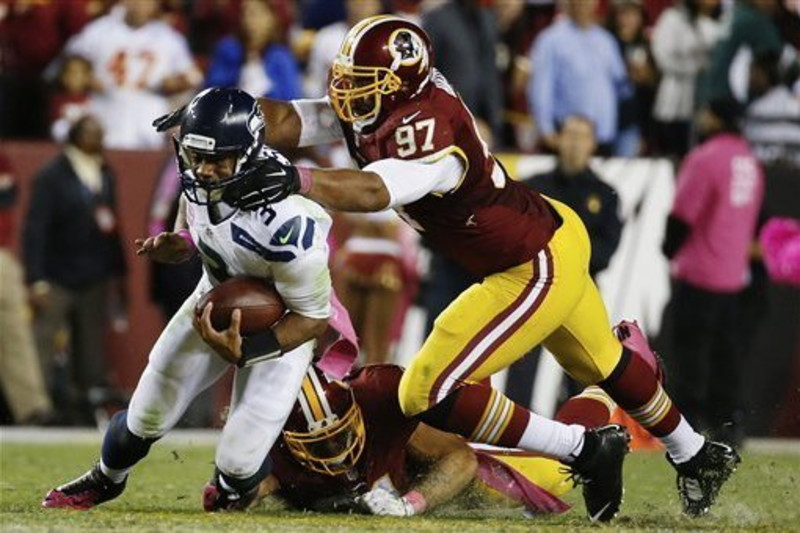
[2,439,799,531]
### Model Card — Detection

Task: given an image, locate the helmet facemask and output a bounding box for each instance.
[327,17,433,126]
[328,60,402,124]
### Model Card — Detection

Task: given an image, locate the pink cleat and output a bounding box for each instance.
[42,464,125,510]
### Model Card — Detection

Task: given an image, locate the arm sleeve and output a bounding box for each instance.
[363,153,464,208]
[609,36,633,100]
[529,35,557,137]
[291,98,344,147]
[662,215,691,259]
[651,14,700,76]
[169,32,197,75]
[23,172,54,284]
[64,26,95,61]
[271,246,332,320]
[671,152,713,225]
[106,170,127,277]
[589,190,623,275]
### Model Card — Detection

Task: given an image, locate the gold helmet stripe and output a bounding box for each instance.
[341,15,408,62]
[298,367,334,425]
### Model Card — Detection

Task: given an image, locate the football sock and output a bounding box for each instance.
[601,347,705,460]
[217,454,273,495]
[99,461,130,485]
[519,412,586,461]
[418,382,584,460]
[100,410,157,483]
[661,416,705,464]
[555,386,615,428]
[601,348,682,436]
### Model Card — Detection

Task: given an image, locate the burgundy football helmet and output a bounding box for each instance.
[328,15,433,124]
[282,365,366,476]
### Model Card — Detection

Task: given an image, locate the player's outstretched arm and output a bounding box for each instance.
[358,424,478,517]
[134,231,196,264]
[304,168,391,212]
[403,424,478,513]
[153,96,304,150]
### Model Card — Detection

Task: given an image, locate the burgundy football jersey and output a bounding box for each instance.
[270,364,418,509]
[340,70,558,277]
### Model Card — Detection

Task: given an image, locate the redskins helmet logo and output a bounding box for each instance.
[388,29,427,73]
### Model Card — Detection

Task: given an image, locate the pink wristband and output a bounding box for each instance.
[296,166,314,194]
[176,228,196,252]
[403,490,428,515]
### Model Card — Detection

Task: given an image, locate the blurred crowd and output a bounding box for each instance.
[1,0,799,158]
[1,0,798,439]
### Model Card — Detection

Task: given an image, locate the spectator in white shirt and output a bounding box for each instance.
[61,0,200,149]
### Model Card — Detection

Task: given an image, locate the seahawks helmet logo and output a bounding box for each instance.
[247,103,265,138]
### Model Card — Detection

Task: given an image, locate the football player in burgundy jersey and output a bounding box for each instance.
[233,364,616,517]
[154,16,739,521]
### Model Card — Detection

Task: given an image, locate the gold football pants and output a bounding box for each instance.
[399,198,623,416]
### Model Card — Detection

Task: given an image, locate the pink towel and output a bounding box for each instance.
[316,291,359,379]
[760,218,800,287]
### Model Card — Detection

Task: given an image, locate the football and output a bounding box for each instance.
[195,277,286,334]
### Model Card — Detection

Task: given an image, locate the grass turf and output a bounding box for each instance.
[1,442,799,531]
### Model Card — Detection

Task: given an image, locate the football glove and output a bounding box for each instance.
[152,104,187,132]
[356,487,415,517]
[223,156,301,210]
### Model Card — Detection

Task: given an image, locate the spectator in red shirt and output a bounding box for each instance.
[0,0,99,137]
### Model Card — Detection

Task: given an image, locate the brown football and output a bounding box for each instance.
[195,277,286,334]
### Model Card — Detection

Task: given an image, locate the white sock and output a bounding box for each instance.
[99,460,130,484]
[661,416,705,464]
[517,412,586,460]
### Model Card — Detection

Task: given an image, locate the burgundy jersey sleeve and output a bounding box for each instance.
[270,364,418,509]
[342,71,557,277]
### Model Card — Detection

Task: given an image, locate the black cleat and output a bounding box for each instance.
[42,463,126,510]
[563,424,631,522]
[668,440,741,517]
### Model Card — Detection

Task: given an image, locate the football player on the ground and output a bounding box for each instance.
[43,88,343,511]
[238,364,617,517]
[155,17,740,521]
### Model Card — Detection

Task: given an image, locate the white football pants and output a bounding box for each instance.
[126,275,314,479]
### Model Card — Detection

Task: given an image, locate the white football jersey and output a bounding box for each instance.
[65,5,198,149]
[185,196,333,320]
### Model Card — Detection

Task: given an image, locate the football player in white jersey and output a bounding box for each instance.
[42,88,334,511]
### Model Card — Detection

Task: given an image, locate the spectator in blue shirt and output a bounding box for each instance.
[205,0,302,101]
[527,0,630,155]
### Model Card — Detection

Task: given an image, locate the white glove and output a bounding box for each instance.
[357,487,415,517]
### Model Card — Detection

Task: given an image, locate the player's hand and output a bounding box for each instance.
[135,232,195,264]
[193,302,243,365]
[224,156,301,211]
[152,104,187,132]
[356,487,414,517]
